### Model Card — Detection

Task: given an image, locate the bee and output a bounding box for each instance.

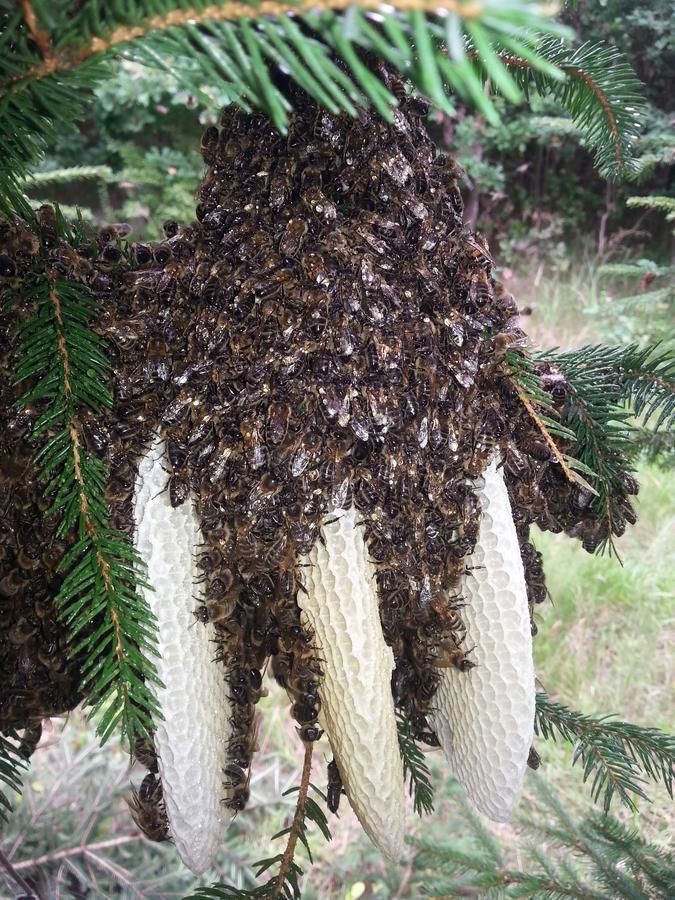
[97,222,132,245]
[279,217,308,258]
[128,773,169,843]
[240,418,267,470]
[194,573,240,625]
[200,125,220,166]
[0,254,17,278]
[298,724,324,743]
[37,204,58,249]
[153,243,173,266]
[18,722,42,759]
[433,640,476,671]
[326,758,344,814]
[527,746,541,770]
[134,736,159,773]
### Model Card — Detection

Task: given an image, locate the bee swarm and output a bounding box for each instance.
[0,64,639,863]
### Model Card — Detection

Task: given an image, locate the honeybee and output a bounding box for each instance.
[223,758,252,813]
[433,640,476,672]
[37,204,58,248]
[527,746,541,770]
[279,217,308,258]
[240,418,267,470]
[134,736,158,773]
[128,773,169,843]
[298,724,323,743]
[326,758,344,814]
[199,126,220,166]
[18,722,42,759]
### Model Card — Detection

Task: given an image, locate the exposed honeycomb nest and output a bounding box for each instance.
[0,67,638,820]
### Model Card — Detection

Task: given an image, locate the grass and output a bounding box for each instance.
[1,260,673,898]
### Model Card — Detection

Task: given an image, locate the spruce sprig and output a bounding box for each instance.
[0,730,29,826]
[12,271,162,745]
[535,692,675,812]
[396,712,435,816]
[0,0,645,224]
[188,744,332,899]
[538,342,675,543]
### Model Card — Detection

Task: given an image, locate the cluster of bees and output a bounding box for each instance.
[0,65,638,840]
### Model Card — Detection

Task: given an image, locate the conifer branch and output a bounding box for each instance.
[536,342,675,541]
[535,693,675,812]
[413,775,675,898]
[271,742,314,899]
[12,267,162,746]
[0,0,643,208]
[18,0,53,65]
[1,0,499,93]
[505,350,581,485]
[496,38,645,178]
[397,712,435,816]
[0,730,29,827]
[188,742,332,898]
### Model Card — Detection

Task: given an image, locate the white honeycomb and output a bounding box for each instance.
[134,438,232,874]
[300,508,407,860]
[431,459,535,822]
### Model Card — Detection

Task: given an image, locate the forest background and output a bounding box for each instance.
[1,0,673,897]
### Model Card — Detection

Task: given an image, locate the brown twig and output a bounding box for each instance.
[0,845,45,899]
[12,835,141,871]
[18,0,53,64]
[271,741,314,898]
[510,377,577,485]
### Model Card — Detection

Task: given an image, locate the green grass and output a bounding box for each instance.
[534,463,674,730]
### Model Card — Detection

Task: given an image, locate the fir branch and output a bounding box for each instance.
[21,165,113,187]
[627,195,675,221]
[1,1,643,206]
[13,270,161,745]
[539,343,675,535]
[535,693,675,812]
[598,261,671,280]
[619,343,675,431]
[189,742,332,898]
[497,38,645,178]
[396,712,435,816]
[536,344,638,550]
[0,730,29,827]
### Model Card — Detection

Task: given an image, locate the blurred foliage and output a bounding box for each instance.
[26,60,224,239]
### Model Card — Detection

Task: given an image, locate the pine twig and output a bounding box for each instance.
[535,693,675,812]
[396,713,435,816]
[13,264,162,746]
[2,0,483,94]
[271,742,314,899]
